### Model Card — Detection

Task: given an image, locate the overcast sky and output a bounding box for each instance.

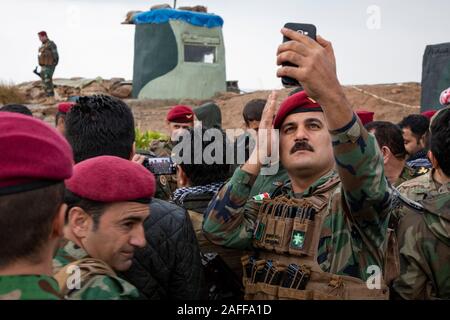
[0,0,449,90]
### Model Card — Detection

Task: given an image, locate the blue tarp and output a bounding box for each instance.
[133,9,224,28]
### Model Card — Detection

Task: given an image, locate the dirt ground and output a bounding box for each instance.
[128,82,421,135]
[22,80,421,134]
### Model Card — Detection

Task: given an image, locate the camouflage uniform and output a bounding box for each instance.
[203,116,393,281]
[149,139,177,200]
[0,275,61,300]
[392,193,450,299]
[52,241,140,300]
[397,170,449,202]
[38,40,58,97]
[394,165,430,188]
[390,170,449,227]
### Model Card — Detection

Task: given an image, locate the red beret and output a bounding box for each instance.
[356,110,375,126]
[38,31,47,37]
[58,102,76,114]
[421,110,437,120]
[0,112,73,194]
[166,105,194,123]
[65,156,155,203]
[273,91,322,129]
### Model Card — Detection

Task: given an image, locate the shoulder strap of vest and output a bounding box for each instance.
[54,258,117,296]
[270,181,291,198]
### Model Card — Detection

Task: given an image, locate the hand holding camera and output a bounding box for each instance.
[277,23,353,130]
[142,157,177,176]
[277,23,341,108]
[280,23,317,87]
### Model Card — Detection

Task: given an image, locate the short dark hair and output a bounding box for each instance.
[366,121,407,160]
[65,95,135,163]
[0,104,32,116]
[0,183,65,267]
[398,114,430,141]
[174,127,231,186]
[243,99,266,124]
[430,109,450,176]
[64,190,110,231]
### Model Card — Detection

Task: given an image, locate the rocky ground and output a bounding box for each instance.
[17,79,421,135]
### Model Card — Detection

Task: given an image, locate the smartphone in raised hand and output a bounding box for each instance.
[281,23,317,87]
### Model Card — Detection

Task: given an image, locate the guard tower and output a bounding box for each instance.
[129,8,226,100]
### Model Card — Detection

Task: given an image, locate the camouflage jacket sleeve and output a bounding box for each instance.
[66,275,140,300]
[203,167,260,250]
[330,114,392,249]
[392,212,430,299]
[393,194,450,300]
[49,41,59,65]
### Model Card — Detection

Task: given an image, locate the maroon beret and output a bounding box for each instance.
[421,110,437,120]
[166,105,194,123]
[0,112,73,195]
[273,91,322,129]
[65,156,156,203]
[356,110,375,126]
[38,31,47,37]
[58,102,76,114]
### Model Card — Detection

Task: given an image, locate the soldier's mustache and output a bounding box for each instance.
[290,140,314,154]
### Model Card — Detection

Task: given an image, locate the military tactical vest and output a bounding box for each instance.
[53,258,117,297]
[38,41,56,66]
[242,176,389,300]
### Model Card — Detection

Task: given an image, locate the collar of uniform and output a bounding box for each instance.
[399,165,424,181]
[0,275,61,300]
[291,169,338,198]
[62,240,90,261]
[430,169,450,194]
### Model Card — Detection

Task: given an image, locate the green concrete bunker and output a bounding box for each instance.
[128,8,226,100]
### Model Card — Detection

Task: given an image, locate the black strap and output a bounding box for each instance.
[0,180,60,196]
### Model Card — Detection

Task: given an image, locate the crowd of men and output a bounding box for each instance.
[0,28,449,300]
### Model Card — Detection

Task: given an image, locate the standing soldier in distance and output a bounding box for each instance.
[36,31,59,102]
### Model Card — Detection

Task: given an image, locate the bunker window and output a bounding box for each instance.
[184,44,216,64]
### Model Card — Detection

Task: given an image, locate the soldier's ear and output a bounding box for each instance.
[67,207,92,238]
[380,146,390,163]
[428,150,438,169]
[177,165,189,188]
[418,136,424,148]
[130,142,136,160]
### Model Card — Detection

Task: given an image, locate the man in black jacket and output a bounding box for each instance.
[172,127,244,300]
[64,94,206,299]
[123,198,206,299]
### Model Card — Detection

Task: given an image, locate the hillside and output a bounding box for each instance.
[17,79,420,134]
